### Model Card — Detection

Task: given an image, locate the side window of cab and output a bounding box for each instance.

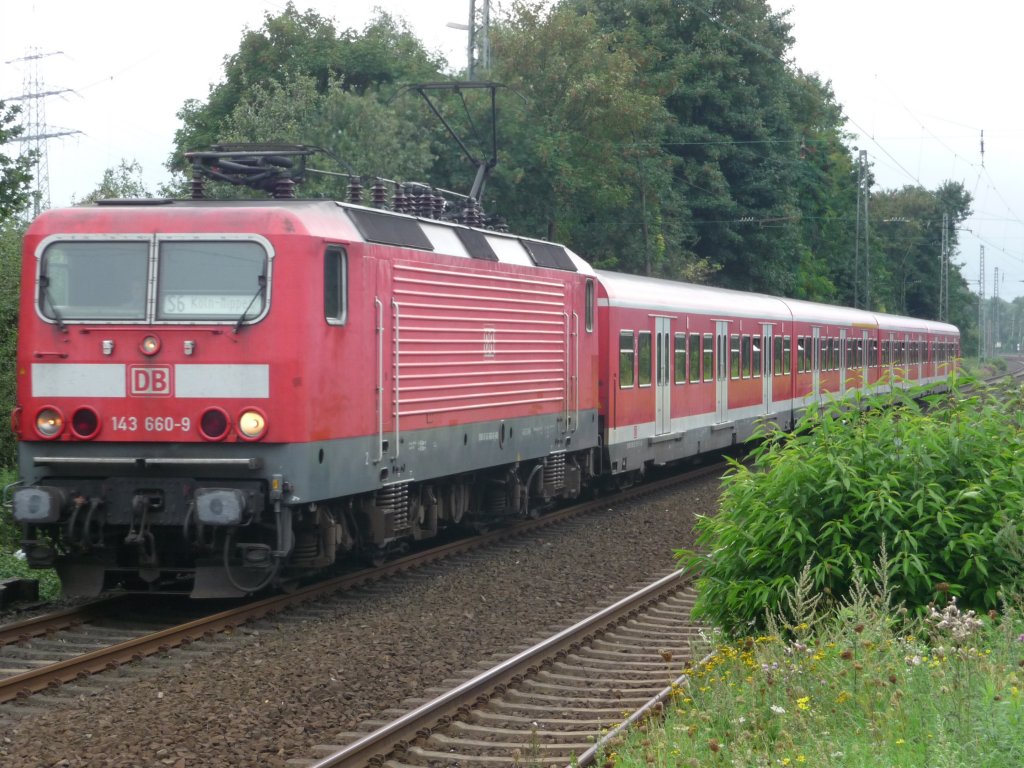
[324,247,347,325]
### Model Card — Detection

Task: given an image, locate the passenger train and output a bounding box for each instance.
[7,147,959,597]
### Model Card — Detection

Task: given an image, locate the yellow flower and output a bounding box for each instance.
[797,756,806,763]
[796,696,811,711]
[896,739,906,745]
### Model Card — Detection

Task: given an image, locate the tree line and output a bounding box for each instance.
[0,0,992,468]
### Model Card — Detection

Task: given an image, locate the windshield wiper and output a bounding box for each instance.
[39,275,67,333]
[234,275,266,333]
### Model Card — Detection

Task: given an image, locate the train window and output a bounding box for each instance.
[324,247,347,325]
[730,334,740,380]
[38,240,150,321]
[702,334,713,382]
[741,335,751,378]
[619,331,635,387]
[871,339,879,367]
[821,337,830,371]
[638,331,652,387]
[689,334,701,382]
[783,336,792,374]
[796,337,805,373]
[157,241,268,321]
[753,337,762,378]
[585,280,594,332]
[674,333,687,384]
[773,336,784,376]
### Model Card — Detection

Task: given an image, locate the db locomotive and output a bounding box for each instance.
[7,147,959,597]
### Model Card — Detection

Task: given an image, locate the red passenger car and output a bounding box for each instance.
[596,271,959,482]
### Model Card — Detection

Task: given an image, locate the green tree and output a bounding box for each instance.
[869,182,972,320]
[74,159,151,204]
[0,100,34,470]
[565,0,804,290]
[485,1,690,275]
[215,73,436,193]
[0,221,23,469]
[0,101,34,219]
[171,4,445,167]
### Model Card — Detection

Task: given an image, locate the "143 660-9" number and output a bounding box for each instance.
[110,416,192,433]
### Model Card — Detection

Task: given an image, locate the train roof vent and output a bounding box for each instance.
[95,198,174,206]
[520,239,577,272]
[348,208,434,251]
[455,227,498,261]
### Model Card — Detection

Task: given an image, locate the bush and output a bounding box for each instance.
[677,376,1024,636]
[1,465,18,552]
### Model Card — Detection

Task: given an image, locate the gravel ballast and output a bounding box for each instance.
[0,475,720,767]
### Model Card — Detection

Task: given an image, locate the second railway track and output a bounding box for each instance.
[292,570,703,768]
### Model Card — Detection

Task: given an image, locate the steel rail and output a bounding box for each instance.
[0,596,127,648]
[306,569,689,768]
[0,461,725,706]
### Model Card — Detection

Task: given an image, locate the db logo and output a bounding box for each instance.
[129,365,173,397]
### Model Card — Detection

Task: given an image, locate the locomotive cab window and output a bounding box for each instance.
[157,240,269,322]
[38,240,150,321]
[324,247,348,325]
[585,279,594,332]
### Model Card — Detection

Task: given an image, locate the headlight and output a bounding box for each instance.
[236,408,267,440]
[140,335,161,355]
[35,406,65,439]
[195,488,247,526]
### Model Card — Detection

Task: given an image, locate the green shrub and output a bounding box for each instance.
[677,376,1024,636]
[1,465,18,552]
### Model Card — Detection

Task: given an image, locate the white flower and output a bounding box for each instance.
[770,705,786,715]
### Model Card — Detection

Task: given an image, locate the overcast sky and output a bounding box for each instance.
[2,1,1021,301]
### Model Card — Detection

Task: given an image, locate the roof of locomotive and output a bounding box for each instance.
[27,198,596,277]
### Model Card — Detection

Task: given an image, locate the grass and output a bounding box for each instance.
[596,568,1024,767]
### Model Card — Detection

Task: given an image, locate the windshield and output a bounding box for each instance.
[157,241,266,321]
[38,238,269,324]
[39,241,149,320]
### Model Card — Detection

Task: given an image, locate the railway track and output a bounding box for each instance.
[0,459,724,715]
[289,570,702,768]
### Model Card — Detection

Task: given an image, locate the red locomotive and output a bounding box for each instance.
[7,147,959,597]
